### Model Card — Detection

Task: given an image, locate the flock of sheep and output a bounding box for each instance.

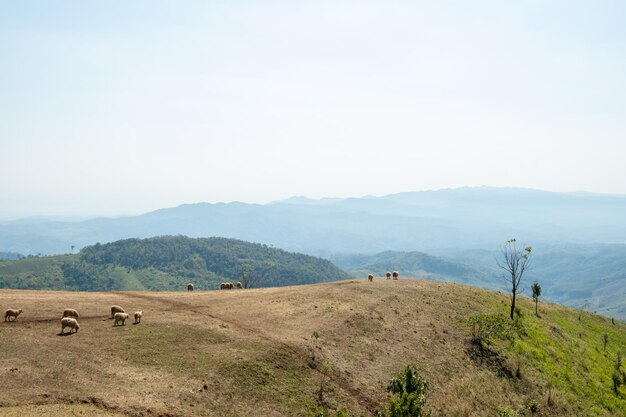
[186,281,243,291]
[3,305,143,335]
[368,271,399,282]
[4,273,398,332]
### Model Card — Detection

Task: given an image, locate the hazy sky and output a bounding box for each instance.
[1,1,625,218]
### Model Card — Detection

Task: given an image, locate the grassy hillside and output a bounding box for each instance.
[329,250,497,288]
[0,280,624,416]
[0,236,350,291]
[436,244,626,320]
[333,246,626,321]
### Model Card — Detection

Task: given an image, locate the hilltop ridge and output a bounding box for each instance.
[0,279,624,416]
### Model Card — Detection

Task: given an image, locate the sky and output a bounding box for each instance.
[1,1,625,218]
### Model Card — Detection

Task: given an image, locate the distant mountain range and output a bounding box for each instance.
[2,187,625,256]
[1,187,624,319]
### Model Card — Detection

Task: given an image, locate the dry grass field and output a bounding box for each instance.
[0,279,624,416]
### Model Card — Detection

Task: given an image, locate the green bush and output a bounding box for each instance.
[386,365,430,417]
[467,314,525,346]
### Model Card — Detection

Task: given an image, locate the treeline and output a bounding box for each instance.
[0,236,350,291]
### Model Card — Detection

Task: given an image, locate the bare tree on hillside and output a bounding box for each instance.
[497,238,532,320]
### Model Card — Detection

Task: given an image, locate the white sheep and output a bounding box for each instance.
[61,317,80,334]
[393,271,399,280]
[236,282,243,289]
[114,312,129,326]
[368,274,374,282]
[62,308,79,319]
[134,311,143,324]
[386,272,391,280]
[4,309,22,322]
[110,305,125,318]
[187,283,194,291]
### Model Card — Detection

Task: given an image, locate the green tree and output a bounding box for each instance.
[531,282,541,317]
[497,239,532,320]
[386,365,429,417]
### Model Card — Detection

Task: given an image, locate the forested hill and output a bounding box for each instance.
[0,236,350,291]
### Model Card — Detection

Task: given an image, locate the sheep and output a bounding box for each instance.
[110,305,125,318]
[134,311,143,324]
[61,317,80,334]
[114,312,129,326]
[386,272,391,280]
[393,271,399,280]
[187,283,194,291]
[368,274,374,282]
[236,282,243,289]
[62,308,79,319]
[4,309,22,322]
[227,282,234,289]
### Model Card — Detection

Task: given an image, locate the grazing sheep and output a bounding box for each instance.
[4,309,22,322]
[386,272,391,280]
[62,308,79,319]
[134,311,143,324]
[368,274,374,282]
[236,282,243,289]
[187,283,194,291]
[392,271,399,280]
[110,305,125,318]
[227,282,234,289]
[114,312,129,326]
[61,317,80,334]
[220,283,226,290]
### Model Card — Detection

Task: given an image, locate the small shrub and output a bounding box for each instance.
[527,399,538,414]
[612,370,622,395]
[386,365,430,417]
[497,406,519,417]
[467,314,525,346]
[602,333,609,351]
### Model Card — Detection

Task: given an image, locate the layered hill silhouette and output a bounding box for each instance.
[2,187,626,256]
[0,280,624,416]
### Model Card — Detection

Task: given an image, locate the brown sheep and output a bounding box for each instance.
[368,274,374,282]
[110,305,125,318]
[386,272,391,280]
[4,309,22,322]
[62,308,79,319]
[61,317,80,334]
[134,311,143,324]
[236,282,243,289]
[187,283,194,291]
[393,271,399,280]
[114,312,129,326]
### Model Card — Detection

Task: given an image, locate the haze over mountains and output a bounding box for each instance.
[2,187,625,256]
[1,187,625,319]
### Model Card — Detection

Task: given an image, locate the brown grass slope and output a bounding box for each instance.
[0,279,624,417]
